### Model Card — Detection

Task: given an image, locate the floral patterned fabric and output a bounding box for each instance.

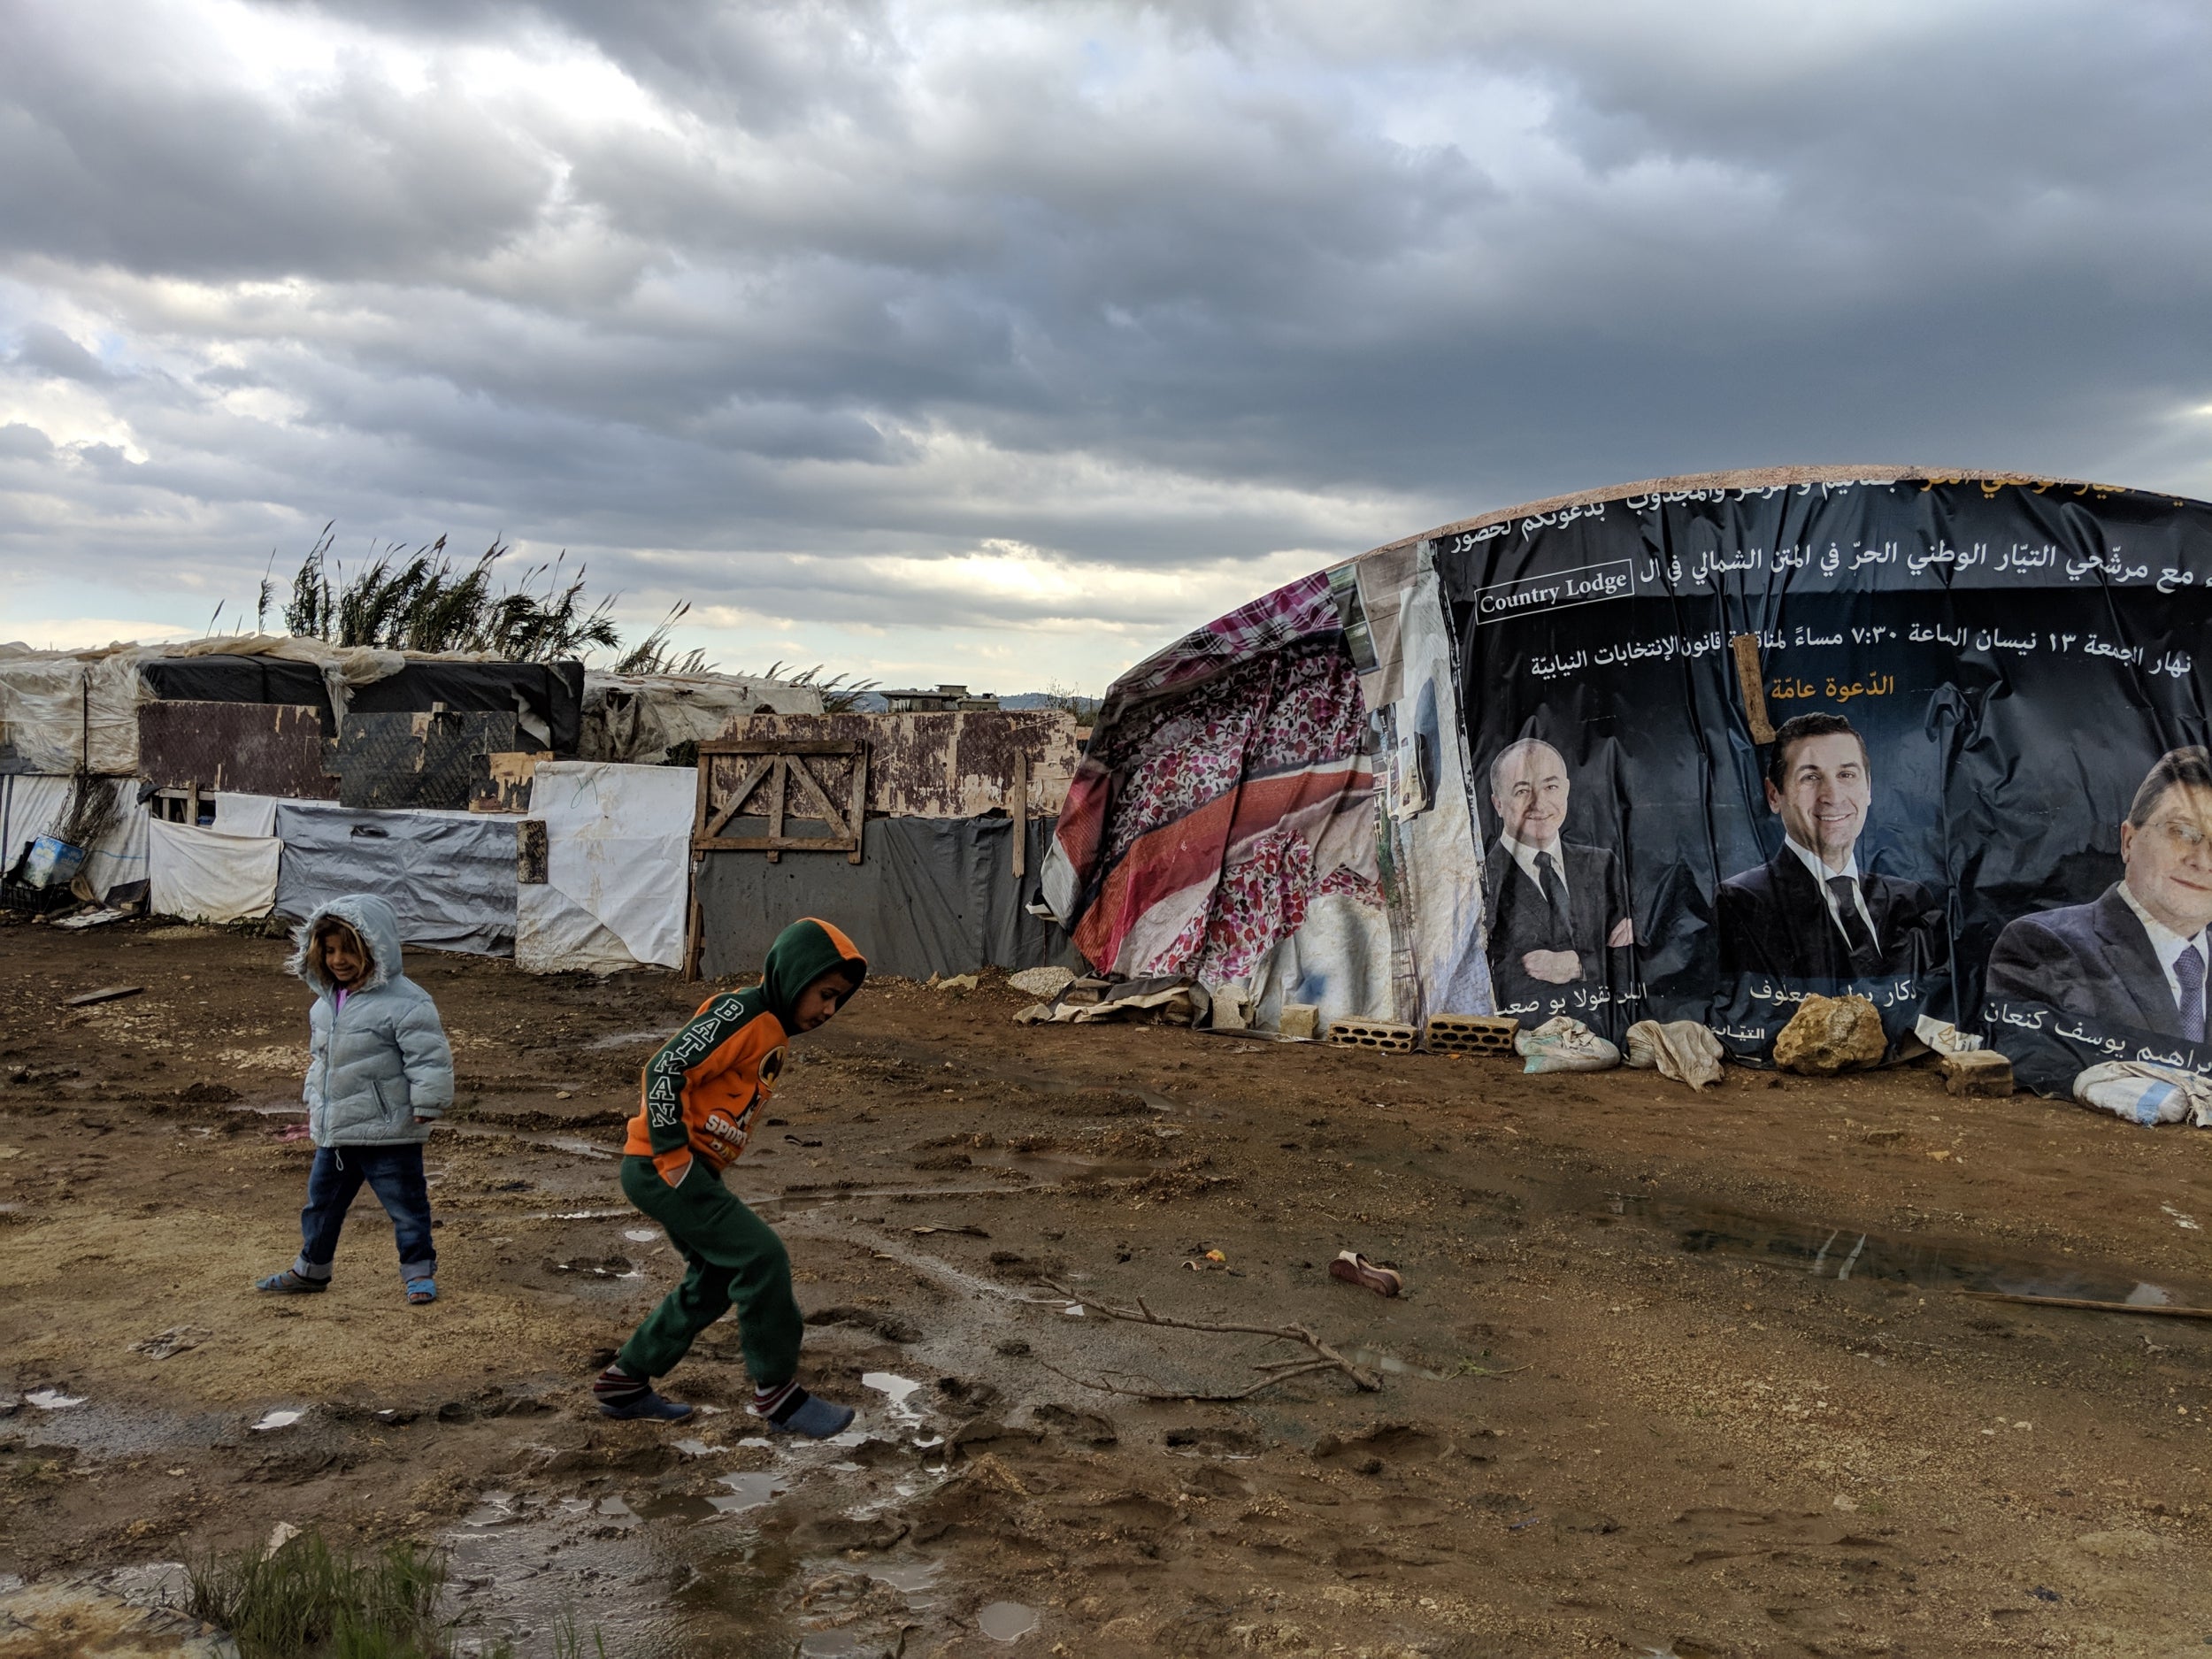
[1039,571,1383,983]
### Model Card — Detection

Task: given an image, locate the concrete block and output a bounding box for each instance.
[1279,1003,1319,1040]
[1325,1017,1417,1054]
[1941,1048,2014,1097]
[1425,1013,1519,1057]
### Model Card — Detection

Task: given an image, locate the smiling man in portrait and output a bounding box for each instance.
[1718,712,1943,982]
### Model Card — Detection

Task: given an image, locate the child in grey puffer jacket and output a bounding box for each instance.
[256,894,456,1304]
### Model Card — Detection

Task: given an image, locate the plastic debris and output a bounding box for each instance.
[1623,1019,1727,1088]
[1515,1016,1621,1074]
[2074,1061,2212,1127]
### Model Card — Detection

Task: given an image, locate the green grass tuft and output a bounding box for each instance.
[185,1531,449,1659]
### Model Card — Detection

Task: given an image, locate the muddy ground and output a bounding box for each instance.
[4,918,2212,1658]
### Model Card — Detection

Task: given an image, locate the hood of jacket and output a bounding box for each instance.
[289,893,407,997]
[762,917,868,1023]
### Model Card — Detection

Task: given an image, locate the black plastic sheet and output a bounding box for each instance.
[1437,476,2212,1094]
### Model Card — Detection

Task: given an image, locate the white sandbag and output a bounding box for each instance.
[1515,1015,1621,1074]
[1624,1018,1728,1088]
[149,818,281,922]
[2072,1061,2212,1128]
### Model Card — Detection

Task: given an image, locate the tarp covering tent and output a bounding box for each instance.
[580,671,823,764]
[273,801,518,955]
[0,634,586,776]
[1044,467,2212,1099]
[515,762,695,973]
[149,818,282,924]
[0,772,150,902]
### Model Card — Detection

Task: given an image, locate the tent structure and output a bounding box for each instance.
[1041,467,2212,1098]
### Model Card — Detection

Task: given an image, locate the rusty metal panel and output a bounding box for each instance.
[136,701,339,798]
[333,710,520,810]
[470,750,552,813]
[717,710,1078,818]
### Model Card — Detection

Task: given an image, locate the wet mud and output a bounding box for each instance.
[8,923,2212,1654]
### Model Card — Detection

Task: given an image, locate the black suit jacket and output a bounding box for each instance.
[1717,849,1942,982]
[1482,839,1632,1014]
[1985,884,2192,1040]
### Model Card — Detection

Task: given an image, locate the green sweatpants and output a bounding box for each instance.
[615,1155,803,1389]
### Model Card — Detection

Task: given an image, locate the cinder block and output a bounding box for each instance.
[1325,1018,1417,1054]
[1279,1003,1320,1040]
[1940,1048,2014,1097]
[1425,1013,1520,1057]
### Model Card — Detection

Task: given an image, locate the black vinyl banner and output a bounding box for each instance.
[1435,476,2212,1095]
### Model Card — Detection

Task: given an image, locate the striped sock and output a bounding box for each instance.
[752,1379,801,1421]
[594,1364,648,1406]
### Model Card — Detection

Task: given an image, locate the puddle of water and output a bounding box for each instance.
[1347,1347,1448,1380]
[587,1026,682,1051]
[710,1472,786,1513]
[979,1601,1041,1642]
[26,1389,86,1410]
[861,1373,923,1421]
[250,1409,303,1432]
[798,1633,859,1657]
[859,1559,941,1597]
[1608,1193,2203,1305]
[634,1493,719,1522]
[624,1228,659,1243]
[671,1438,714,1456]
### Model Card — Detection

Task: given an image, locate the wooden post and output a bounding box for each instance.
[684,751,713,982]
[1011,750,1028,880]
[847,744,869,866]
[765,757,787,864]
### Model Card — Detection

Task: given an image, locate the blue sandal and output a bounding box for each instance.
[405,1277,437,1305]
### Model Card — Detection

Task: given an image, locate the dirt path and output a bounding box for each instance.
[5,918,2212,1656]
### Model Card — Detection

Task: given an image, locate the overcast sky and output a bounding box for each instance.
[4,0,2208,690]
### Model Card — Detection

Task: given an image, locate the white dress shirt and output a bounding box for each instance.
[1502,833,1569,902]
[1784,837,1878,946]
[2116,880,2210,1016]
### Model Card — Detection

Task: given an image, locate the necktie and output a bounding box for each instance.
[1535,850,1568,916]
[1826,875,1882,975]
[2176,943,2206,1044]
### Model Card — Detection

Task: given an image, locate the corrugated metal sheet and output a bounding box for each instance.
[718,710,1079,818]
[137,700,339,798]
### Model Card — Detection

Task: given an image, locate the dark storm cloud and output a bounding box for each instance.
[3,0,2208,673]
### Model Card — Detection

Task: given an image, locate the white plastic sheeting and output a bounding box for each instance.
[0,773,148,899]
[149,818,282,923]
[580,671,823,764]
[516,762,695,973]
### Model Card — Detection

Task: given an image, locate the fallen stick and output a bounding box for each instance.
[1039,1279,1381,1394]
[1958,1289,2212,1321]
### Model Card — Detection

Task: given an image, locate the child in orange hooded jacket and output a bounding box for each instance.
[593,918,865,1434]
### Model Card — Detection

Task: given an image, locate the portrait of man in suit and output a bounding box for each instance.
[1717,712,1942,982]
[1985,747,2212,1042]
[1480,737,1633,1015]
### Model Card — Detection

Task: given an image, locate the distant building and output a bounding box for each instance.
[879,683,1001,713]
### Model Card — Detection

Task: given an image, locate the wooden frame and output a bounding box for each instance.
[685,738,871,980]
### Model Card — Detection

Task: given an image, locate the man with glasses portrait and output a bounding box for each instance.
[1986,747,2212,1042]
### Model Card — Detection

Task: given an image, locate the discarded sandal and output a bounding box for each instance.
[1328,1250,1402,1297]
[255,1269,327,1294]
[405,1277,438,1305]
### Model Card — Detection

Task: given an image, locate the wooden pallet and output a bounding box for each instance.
[1325,1018,1418,1054]
[1425,1013,1520,1057]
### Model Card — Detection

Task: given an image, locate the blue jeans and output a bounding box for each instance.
[294,1144,436,1285]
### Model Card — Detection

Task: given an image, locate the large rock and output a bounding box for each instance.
[1772,995,1887,1074]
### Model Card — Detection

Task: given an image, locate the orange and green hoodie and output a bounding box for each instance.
[625,918,867,1182]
